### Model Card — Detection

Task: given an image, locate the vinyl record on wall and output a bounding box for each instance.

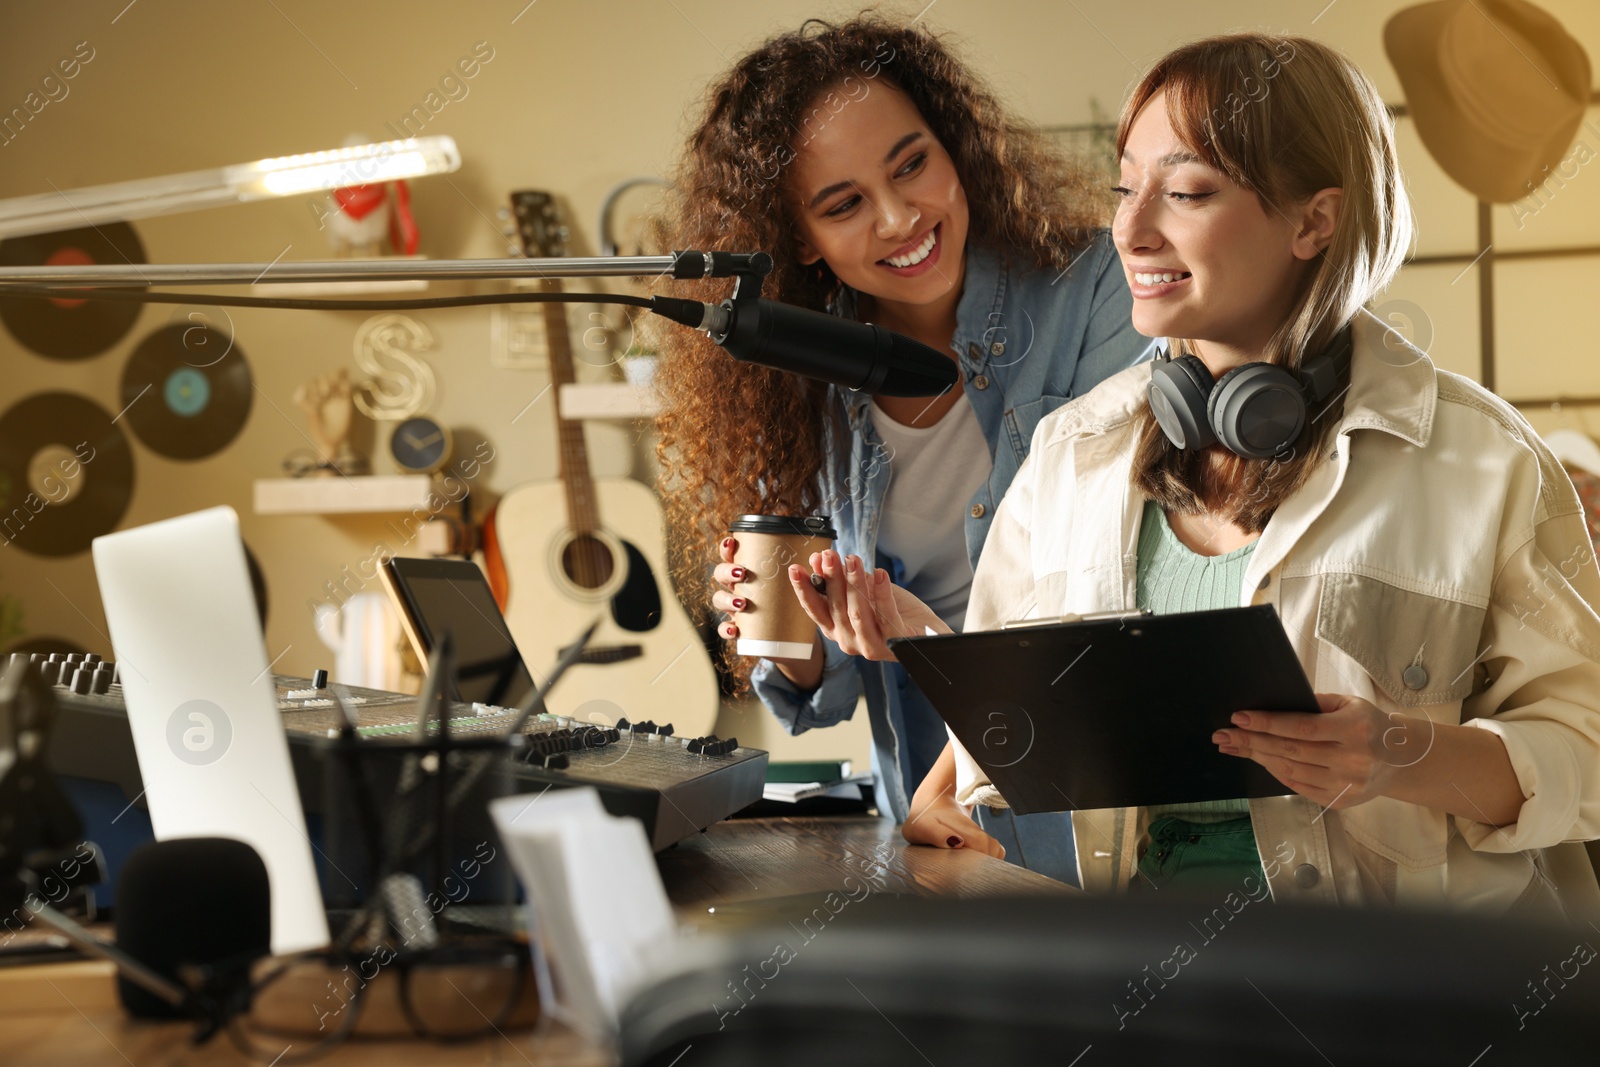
[0,222,146,360]
[0,392,135,557]
[120,323,253,460]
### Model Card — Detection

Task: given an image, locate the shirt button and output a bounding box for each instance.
[970,504,986,519]
[972,374,990,390]
[967,342,983,360]
[1403,664,1429,690]
[1293,863,1320,888]
[1257,574,1271,591]
[990,341,1006,356]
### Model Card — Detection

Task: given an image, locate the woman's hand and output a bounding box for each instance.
[902,792,1005,860]
[787,549,947,662]
[712,536,823,688]
[710,536,753,643]
[1213,692,1427,810]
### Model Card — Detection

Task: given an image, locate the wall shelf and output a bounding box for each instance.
[558,382,659,420]
[254,474,434,515]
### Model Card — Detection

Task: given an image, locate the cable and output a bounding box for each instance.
[0,285,653,313]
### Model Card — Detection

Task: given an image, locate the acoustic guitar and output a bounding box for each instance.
[483,190,719,736]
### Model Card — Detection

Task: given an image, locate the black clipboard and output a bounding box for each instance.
[886,605,1318,815]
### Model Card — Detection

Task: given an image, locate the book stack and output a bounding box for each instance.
[761,760,874,804]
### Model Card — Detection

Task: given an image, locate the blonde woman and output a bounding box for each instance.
[792,33,1600,915]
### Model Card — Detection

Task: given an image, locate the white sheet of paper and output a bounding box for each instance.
[489,788,678,1041]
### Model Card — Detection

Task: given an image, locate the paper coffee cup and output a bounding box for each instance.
[729,514,837,660]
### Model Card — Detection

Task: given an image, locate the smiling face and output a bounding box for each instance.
[788,82,969,326]
[1112,90,1325,371]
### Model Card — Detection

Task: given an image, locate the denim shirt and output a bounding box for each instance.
[750,230,1155,822]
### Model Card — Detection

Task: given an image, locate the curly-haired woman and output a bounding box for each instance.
[653,14,1154,877]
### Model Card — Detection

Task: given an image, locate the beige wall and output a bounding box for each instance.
[3,0,1599,767]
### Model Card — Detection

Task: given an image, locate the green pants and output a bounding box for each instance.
[1131,815,1265,892]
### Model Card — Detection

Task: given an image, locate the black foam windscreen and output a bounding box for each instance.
[114,837,271,1018]
[719,298,960,397]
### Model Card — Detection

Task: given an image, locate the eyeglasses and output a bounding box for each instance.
[226,935,528,1063]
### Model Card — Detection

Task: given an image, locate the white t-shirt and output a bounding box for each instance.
[869,391,994,631]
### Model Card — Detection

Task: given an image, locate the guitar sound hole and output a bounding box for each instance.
[562,535,616,590]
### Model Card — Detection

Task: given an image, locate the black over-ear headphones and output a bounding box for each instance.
[1146,326,1353,460]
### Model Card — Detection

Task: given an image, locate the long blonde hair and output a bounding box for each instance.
[1122,34,1415,529]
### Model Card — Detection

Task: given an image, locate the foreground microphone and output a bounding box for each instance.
[115,838,271,1018]
[651,295,959,397]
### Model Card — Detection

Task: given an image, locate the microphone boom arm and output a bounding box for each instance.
[0,247,956,396]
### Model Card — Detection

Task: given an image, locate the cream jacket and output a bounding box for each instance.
[953,310,1600,918]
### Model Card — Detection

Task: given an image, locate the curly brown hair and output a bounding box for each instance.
[654,13,1108,683]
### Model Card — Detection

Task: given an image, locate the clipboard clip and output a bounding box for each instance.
[1000,609,1151,630]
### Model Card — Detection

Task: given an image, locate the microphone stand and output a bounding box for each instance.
[26,901,188,1007]
[0,248,958,396]
[24,899,261,1042]
[0,250,769,286]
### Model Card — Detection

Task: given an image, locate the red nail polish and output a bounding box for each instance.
[722,537,734,549]
[730,566,746,580]
[946,835,962,847]
[732,597,747,610]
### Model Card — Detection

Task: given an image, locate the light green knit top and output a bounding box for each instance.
[1135,499,1258,823]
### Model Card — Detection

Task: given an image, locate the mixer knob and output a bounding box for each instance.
[71,668,94,695]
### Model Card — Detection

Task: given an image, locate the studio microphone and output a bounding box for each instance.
[651,295,960,397]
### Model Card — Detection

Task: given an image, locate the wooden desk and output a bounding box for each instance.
[661,814,1071,917]
[0,816,1070,1066]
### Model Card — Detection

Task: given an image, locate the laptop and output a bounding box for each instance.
[92,506,328,955]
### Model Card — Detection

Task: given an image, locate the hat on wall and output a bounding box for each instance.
[1385,0,1591,203]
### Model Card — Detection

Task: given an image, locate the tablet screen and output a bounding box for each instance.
[385,557,535,707]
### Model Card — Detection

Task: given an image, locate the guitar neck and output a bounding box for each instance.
[511,189,601,538]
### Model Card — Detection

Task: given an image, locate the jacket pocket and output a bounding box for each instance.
[1316,572,1487,707]
[1003,394,1073,463]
